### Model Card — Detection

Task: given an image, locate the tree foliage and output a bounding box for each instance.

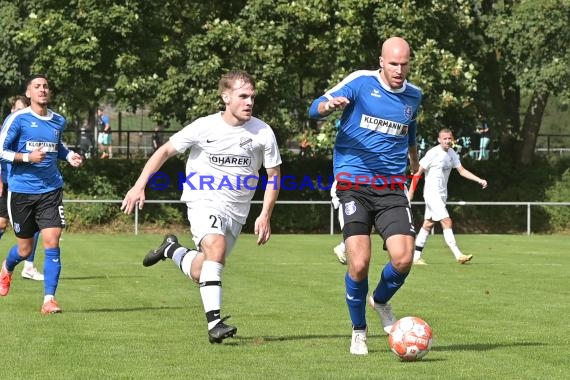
[486,0,570,163]
[0,0,568,165]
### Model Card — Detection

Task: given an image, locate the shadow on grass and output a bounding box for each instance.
[226,336,545,353]
[61,275,146,280]
[433,341,545,351]
[70,306,186,313]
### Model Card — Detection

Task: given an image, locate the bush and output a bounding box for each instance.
[544,169,570,232]
[57,154,570,234]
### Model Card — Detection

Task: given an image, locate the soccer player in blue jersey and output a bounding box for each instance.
[309,37,421,355]
[0,96,44,281]
[0,74,83,314]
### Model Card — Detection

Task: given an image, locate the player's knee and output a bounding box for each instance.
[441,218,453,229]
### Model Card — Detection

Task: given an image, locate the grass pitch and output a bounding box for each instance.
[0,233,568,379]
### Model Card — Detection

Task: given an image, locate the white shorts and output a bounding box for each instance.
[423,192,449,221]
[331,180,340,209]
[187,205,243,256]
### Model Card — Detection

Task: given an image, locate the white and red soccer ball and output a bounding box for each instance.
[388,316,433,361]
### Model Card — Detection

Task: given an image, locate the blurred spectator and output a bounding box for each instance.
[417,134,427,158]
[79,122,94,159]
[475,113,490,160]
[299,130,312,159]
[97,107,112,158]
[152,125,164,152]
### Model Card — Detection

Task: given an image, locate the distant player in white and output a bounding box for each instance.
[331,180,347,264]
[408,128,487,264]
[122,71,281,344]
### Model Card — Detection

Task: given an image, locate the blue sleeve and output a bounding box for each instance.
[102,115,110,124]
[408,121,417,146]
[0,117,19,162]
[308,95,328,120]
[57,141,71,161]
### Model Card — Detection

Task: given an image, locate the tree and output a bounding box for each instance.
[0,1,32,114]
[487,0,570,164]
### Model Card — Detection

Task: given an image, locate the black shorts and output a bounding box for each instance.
[337,185,416,241]
[0,182,8,219]
[8,188,66,238]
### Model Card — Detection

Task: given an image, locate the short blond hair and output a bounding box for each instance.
[218,70,255,95]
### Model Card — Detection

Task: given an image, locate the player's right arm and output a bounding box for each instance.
[308,96,351,118]
[121,141,179,214]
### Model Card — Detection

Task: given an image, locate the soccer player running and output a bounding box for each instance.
[408,128,487,265]
[121,71,281,344]
[0,95,44,281]
[0,75,83,313]
[309,37,421,355]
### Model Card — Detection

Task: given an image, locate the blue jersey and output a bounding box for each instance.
[0,107,70,194]
[309,70,422,185]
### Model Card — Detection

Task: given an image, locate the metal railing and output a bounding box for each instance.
[64,199,570,235]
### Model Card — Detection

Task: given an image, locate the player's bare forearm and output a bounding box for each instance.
[458,167,487,189]
[408,145,419,174]
[260,167,280,219]
[318,97,350,116]
[255,166,281,245]
[121,142,178,213]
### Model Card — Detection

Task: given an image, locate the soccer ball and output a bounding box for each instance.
[388,316,433,361]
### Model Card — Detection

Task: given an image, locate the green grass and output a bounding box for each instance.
[0,234,568,379]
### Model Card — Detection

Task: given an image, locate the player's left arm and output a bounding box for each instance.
[57,139,83,167]
[408,144,419,175]
[456,166,487,189]
[254,165,281,246]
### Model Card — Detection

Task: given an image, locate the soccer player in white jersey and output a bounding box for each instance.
[309,37,421,355]
[121,71,281,344]
[408,128,487,265]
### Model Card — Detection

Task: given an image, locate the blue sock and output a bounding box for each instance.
[26,231,40,263]
[372,262,409,304]
[345,272,368,330]
[44,248,61,296]
[5,245,24,271]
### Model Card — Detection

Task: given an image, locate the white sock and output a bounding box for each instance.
[336,241,346,253]
[23,261,35,270]
[443,228,463,259]
[171,247,199,277]
[413,227,430,261]
[199,261,224,330]
[179,250,199,278]
[43,295,54,303]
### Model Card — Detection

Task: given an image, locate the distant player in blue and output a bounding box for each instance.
[309,37,422,355]
[1,95,44,281]
[0,74,83,314]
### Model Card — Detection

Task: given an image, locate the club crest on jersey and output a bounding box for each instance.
[344,201,357,216]
[239,137,253,150]
[403,105,413,120]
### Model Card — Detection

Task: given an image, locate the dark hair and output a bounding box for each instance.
[25,74,49,89]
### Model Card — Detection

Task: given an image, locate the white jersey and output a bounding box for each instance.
[169,112,282,224]
[419,145,461,198]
